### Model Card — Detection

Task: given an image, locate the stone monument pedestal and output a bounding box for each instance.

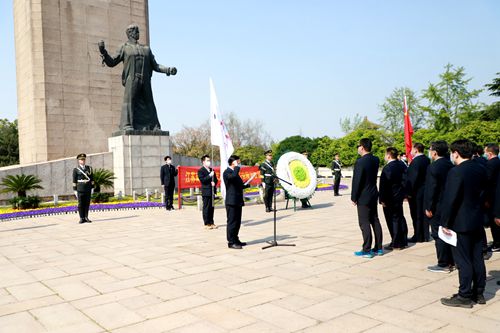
[108,133,171,196]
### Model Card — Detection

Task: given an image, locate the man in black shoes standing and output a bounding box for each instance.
[379,147,408,250]
[332,153,342,196]
[406,142,430,242]
[424,141,455,273]
[72,153,94,224]
[223,155,256,249]
[160,156,178,211]
[351,138,383,258]
[198,155,218,229]
[484,143,500,252]
[440,140,487,308]
[259,150,275,213]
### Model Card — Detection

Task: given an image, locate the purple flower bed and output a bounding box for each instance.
[0,201,165,222]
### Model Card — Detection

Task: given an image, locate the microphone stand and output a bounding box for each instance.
[262,173,296,250]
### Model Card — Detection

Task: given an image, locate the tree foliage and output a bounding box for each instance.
[485,72,500,97]
[1,174,43,197]
[379,87,425,133]
[0,119,19,167]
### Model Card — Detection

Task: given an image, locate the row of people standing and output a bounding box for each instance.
[351,137,500,308]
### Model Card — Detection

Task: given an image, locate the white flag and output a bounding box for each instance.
[210,78,234,199]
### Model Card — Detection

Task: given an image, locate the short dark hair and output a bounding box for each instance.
[164,155,172,161]
[334,153,339,156]
[358,138,372,152]
[386,147,398,159]
[413,142,424,153]
[201,155,210,162]
[474,143,484,155]
[485,143,499,156]
[450,139,474,159]
[228,155,240,165]
[430,140,448,157]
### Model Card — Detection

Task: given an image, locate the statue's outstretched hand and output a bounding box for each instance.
[166,67,177,76]
[98,40,106,55]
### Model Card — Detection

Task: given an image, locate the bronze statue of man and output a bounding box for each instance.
[98,24,177,132]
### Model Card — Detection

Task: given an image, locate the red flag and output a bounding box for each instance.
[403,95,414,163]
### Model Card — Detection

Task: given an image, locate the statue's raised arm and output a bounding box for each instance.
[98,24,177,132]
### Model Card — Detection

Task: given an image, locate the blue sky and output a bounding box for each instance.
[1,0,499,141]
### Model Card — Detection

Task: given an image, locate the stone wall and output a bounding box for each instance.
[13,0,150,164]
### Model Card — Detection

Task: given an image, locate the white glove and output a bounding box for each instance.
[91,189,94,195]
[74,191,78,199]
[209,171,214,177]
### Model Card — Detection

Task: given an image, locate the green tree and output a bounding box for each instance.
[92,168,115,193]
[422,64,483,132]
[1,174,43,198]
[339,113,362,134]
[0,119,19,167]
[233,145,265,166]
[485,72,500,97]
[273,135,318,163]
[379,87,425,133]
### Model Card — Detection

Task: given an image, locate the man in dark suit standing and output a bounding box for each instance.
[223,155,256,249]
[332,153,342,196]
[484,143,500,252]
[72,153,94,224]
[198,155,218,229]
[351,138,383,258]
[424,141,455,273]
[259,150,276,212]
[406,142,430,242]
[160,155,178,211]
[440,140,487,308]
[379,147,408,250]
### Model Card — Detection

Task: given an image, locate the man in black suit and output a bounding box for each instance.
[160,155,178,211]
[424,141,455,273]
[198,155,218,229]
[351,138,383,258]
[440,140,487,308]
[72,153,94,224]
[332,153,342,196]
[379,147,408,250]
[406,142,430,242]
[484,143,500,252]
[223,155,256,249]
[259,150,276,212]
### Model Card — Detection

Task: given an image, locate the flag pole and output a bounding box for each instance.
[211,144,215,208]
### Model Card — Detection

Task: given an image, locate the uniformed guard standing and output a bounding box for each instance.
[160,156,178,211]
[259,150,276,212]
[332,153,342,196]
[72,153,94,224]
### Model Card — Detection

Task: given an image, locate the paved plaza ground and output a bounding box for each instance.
[0,189,499,333]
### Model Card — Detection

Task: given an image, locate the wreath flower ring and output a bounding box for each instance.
[276,152,317,199]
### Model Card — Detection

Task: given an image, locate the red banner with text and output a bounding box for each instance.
[178,166,261,189]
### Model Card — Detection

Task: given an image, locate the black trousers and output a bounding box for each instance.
[226,204,242,244]
[202,196,215,225]
[357,202,383,252]
[333,172,341,195]
[382,203,408,248]
[452,229,486,299]
[164,186,175,209]
[77,191,91,219]
[264,183,275,210]
[408,189,429,241]
[430,215,454,267]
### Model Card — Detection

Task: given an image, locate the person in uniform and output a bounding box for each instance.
[300,150,313,208]
[424,141,455,273]
[160,156,178,211]
[332,153,342,196]
[259,150,276,212]
[379,147,408,250]
[198,155,218,229]
[440,139,487,308]
[223,155,256,249]
[406,142,430,242]
[72,153,94,224]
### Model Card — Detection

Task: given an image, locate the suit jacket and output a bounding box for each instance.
[423,157,454,215]
[440,160,487,232]
[379,160,406,205]
[259,161,275,185]
[473,155,487,168]
[351,153,380,205]
[331,160,342,176]
[72,165,94,193]
[485,157,500,210]
[223,166,250,206]
[160,164,178,188]
[198,166,218,197]
[406,154,430,198]
[496,171,500,219]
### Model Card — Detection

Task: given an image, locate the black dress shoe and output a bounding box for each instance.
[228,243,242,249]
[408,236,417,243]
[266,208,271,212]
[85,218,92,223]
[237,241,247,246]
[473,294,486,305]
[441,294,473,308]
[79,219,85,224]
